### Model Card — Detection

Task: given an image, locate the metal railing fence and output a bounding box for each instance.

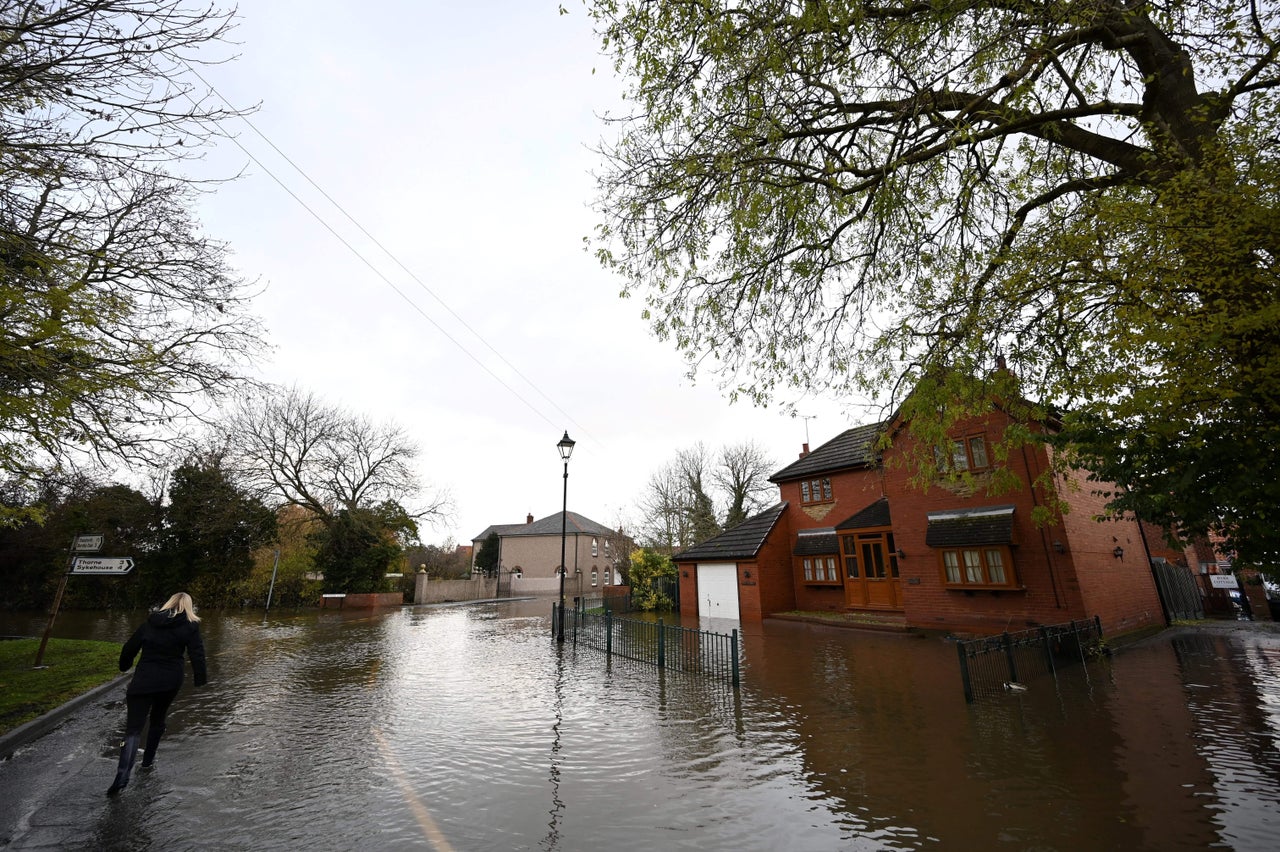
[956,617,1103,703]
[553,602,740,687]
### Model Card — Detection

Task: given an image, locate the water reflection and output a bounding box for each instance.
[543,644,565,851]
[2,608,1278,850]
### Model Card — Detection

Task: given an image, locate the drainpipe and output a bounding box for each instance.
[1021,440,1063,609]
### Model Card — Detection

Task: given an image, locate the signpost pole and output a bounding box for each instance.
[34,541,78,669]
[264,549,282,617]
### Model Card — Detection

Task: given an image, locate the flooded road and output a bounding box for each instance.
[2,602,1278,850]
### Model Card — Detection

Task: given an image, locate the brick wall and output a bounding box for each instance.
[678,561,698,619]
[754,521,798,618]
[322,592,403,608]
[1141,521,1190,565]
[675,518,797,621]
[781,467,884,614]
[878,410,1092,633]
[1054,460,1164,637]
[777,467,885,531]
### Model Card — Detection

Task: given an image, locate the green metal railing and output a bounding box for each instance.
[553,602,740,687]
[956,616,1103,702]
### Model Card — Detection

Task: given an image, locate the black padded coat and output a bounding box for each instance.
[119,610,208,695]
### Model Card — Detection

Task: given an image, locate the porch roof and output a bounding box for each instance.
[835,497,892,530]
[924,505,1017,548]
[793,528,837,556]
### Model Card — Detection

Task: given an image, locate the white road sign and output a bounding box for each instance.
[73,534,104,552]
[71,557,134,575]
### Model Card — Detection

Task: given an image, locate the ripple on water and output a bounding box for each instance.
[24,606,1278,851]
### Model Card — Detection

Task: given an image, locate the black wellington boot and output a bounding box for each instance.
[141,723,165,769]
[106,734,140,796]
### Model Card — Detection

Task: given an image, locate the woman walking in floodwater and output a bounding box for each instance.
[107,592,207,796]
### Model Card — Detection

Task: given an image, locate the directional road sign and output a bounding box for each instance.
[70,557,134,575]
[73,534,104,552]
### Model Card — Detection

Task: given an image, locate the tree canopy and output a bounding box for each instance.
[589,0,1280,562]
[627,547,676,611]
[635,441,776,550]
[0,1,264,524]
[225,386,447,592]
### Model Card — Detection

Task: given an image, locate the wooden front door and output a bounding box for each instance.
[841,532,903,611]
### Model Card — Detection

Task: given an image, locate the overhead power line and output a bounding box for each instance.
[181,63,593,442]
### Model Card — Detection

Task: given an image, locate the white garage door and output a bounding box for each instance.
[696,563,740,621]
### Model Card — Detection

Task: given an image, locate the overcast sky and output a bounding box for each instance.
[188,0,874,546]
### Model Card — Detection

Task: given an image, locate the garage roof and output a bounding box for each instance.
[674,503,788,562]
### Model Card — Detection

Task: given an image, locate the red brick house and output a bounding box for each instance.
[674,405,1166,639]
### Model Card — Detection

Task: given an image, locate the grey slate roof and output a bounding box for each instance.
[471,511,615,543]
[924,505,1016,548]
[835,497,893,531]
[674,503,788,562]
[471,523,528,542]
[793,528,838,556]
[770,421,887,482]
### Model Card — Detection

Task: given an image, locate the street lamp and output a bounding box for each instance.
[556,430,575,642]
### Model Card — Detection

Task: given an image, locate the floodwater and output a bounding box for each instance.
[3,602,1279,850]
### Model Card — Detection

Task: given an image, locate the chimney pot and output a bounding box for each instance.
[526,513,534,524]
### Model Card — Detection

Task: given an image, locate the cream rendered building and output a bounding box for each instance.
[471,511,622,597]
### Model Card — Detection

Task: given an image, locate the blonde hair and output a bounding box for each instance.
[160,592,201,623]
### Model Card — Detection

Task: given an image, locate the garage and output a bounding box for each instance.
[696,563,740,620]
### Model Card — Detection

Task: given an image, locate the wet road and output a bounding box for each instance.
[2,602,1279,850]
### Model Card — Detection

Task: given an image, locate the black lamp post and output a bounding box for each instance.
[556,430,575,642]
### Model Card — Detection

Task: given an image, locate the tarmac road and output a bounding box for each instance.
[1,677,140,850]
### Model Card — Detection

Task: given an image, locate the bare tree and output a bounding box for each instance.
[635,460,692,554]
[225,386,449,528]
[1,2,264,516]
[637,441,777,551]
[715,441,777,529]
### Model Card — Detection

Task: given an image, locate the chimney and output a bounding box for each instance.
[799,442,810,459]
[526,513,534,524]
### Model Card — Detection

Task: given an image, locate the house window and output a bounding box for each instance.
[939,547,1015,588]
[604,539,610,555]
[802,556,840,584]
[936,435,993,473]
[604,567,612,585]
[801,477,832,504]
[591,568,598,586]
[968,436,990,469]
[840,534,860,578]
[592,538,598,557]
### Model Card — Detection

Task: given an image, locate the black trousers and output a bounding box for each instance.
[125,689,179,737]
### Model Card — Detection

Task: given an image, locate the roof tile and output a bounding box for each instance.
[674,503,788,562]
[770,422,886,482]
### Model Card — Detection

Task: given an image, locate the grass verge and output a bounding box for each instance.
[0,637,121,736]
